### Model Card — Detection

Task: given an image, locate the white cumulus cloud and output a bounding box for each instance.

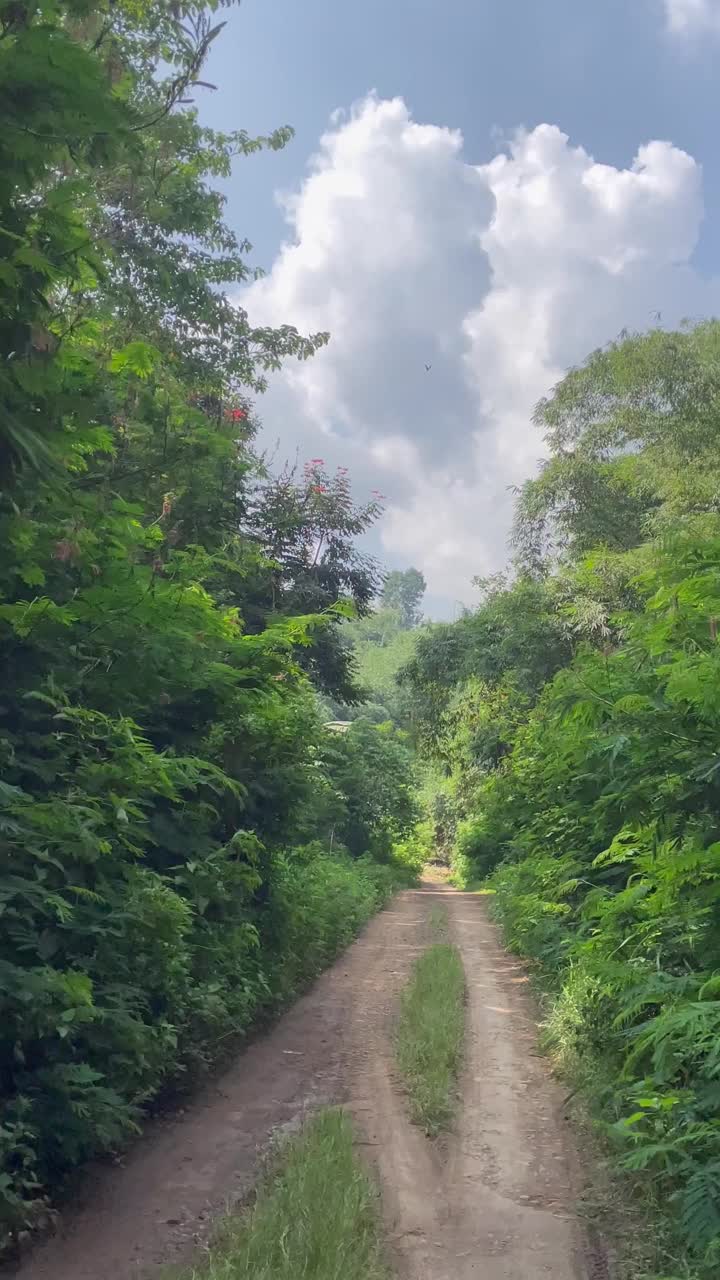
[244,96,714,611]
[663,0,720,33]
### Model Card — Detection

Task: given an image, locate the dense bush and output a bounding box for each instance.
[0,821,409,1242]
[0,0,415,1249]
[257,852,412,1003]
[402,324,720,1275]
[392,819,436,874]
[480,534,720,1273]
[319,720,419,860]
[452,814,498,885]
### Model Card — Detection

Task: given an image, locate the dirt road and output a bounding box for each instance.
[14,883,597,1280]
[351,885,594,1280]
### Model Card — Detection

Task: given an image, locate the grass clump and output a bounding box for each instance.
[395,943,465,1136]
[175,1109,388,1280]
[428,903,449,937]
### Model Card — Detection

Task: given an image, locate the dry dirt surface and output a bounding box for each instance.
[349,882,599,1280]
[13,882,601,1280]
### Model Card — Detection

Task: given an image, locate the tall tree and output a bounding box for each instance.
[381,567,426,629]
[513,322,720,569]
[243,460,384,700]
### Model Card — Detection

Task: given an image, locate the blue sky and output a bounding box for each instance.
[199,0,720,616]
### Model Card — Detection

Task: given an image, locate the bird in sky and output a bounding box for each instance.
[424,362,432,372]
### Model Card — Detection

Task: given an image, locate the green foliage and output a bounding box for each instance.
[0,1,326,479]
[318,720,419,860]
[174,1109,390,1280]
[404,322,720,1275]
[392,819,436,875]
[326,567,428,726]
[514,321,720,568]
[244,460,385,702]
[399,575,571,762]
[0,0,412,1250]
[381,567,426,629]
[339,608,422,725]
[453,810,506,884]
[256,852,411,1006]
[477,525,720,1275]
[395,942,465,1136]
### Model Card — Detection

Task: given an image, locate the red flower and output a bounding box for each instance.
[310,457,325,465]
[230,408,247,421]
[312,485,327,494]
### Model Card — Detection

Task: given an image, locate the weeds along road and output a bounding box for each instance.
[15,882,598,1280]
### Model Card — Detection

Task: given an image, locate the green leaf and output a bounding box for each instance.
[109,341,162,379]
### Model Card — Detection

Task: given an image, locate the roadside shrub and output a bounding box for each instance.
[392,819,435,874]
[258,851,407,1003]
[0,841,408,1248]
[452,814,502,885]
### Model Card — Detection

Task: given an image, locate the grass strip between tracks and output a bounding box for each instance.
[171,1108,389,1280]
[395,936,465,1136]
